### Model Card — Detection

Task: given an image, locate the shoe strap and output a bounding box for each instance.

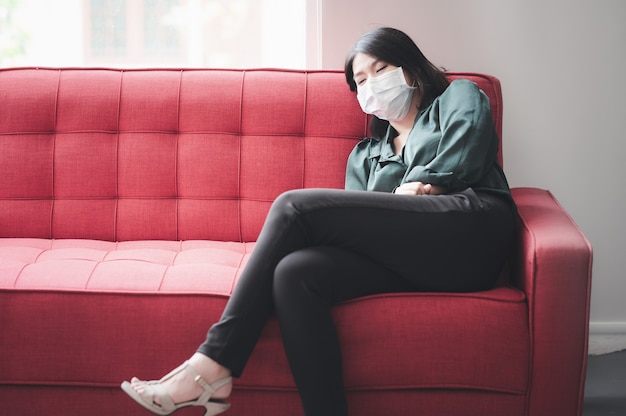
[184,361,232,404]
[143,382,176,412]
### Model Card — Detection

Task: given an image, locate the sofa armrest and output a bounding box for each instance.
[510,187,592,416]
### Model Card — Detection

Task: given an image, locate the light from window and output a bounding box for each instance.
[1,0,307,69]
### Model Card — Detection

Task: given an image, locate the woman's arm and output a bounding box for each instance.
[402,80,499,193]
[345,138,379,191]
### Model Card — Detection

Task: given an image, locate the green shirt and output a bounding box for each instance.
[345,79,512,202]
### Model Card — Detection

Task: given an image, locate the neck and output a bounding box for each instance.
[389,92,420,137]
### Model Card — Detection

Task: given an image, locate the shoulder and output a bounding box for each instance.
[440,79,485,102]
[435,78,491,115]
[353,137,382,153]
[348,137,382,162]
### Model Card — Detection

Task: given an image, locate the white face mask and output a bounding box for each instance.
[357,66,416,121]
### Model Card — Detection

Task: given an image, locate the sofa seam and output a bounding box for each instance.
[82,260,102,290]
[229,245,248,295]
[237,71,245,242]
[9,263,30,289]
[11,242,52,288]
[50,69,62,239]
[301,72,307,190]
[114,70,123,241]
[175,70,183,241]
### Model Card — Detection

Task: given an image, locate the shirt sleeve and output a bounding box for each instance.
[402,80,499,192]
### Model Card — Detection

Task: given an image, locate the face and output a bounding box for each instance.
[351,53,412,90]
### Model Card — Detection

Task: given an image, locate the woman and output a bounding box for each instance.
[122,27,516,416]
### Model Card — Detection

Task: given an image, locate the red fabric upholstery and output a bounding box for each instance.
[0,68,592,416]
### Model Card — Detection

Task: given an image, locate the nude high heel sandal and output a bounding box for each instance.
[121,361,232,416]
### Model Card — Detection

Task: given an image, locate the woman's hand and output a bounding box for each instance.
[394,182,447,196]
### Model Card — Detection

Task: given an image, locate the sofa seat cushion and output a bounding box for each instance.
[0,238,529,397]
[240,287,529,396]
[0,238,254,293]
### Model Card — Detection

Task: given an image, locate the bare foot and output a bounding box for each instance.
[131,353,232,405]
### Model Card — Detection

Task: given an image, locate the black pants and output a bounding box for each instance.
[197,188,515,416]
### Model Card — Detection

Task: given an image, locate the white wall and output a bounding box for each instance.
[318,0,626,354]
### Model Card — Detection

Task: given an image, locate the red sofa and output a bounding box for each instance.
[0,68,592,416]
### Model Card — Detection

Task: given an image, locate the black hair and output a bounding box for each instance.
[344,27,449,139]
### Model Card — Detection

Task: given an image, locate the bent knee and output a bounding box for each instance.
[273,248,336,303]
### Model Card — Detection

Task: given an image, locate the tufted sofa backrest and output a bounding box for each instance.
[0,68,502,242]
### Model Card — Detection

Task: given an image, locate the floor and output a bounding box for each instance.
[583,349,626,415]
